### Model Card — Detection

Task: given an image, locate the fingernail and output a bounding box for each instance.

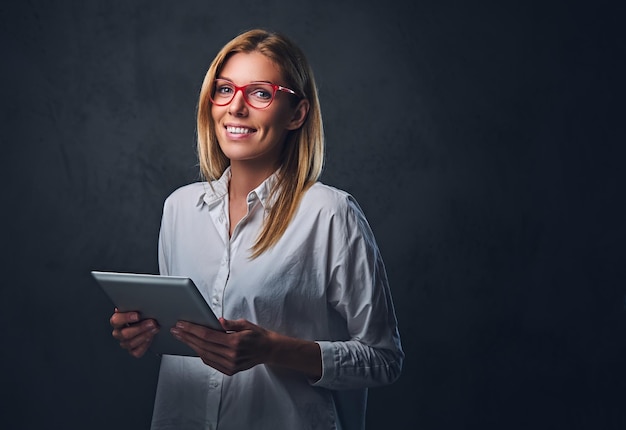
[170,328,179,336]
[151,327,159,334]
[176,322,185,329]
[130,313,139,322]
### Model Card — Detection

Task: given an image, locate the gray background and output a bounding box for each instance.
[2,0,625,428]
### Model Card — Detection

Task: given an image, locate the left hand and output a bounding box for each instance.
[170,318,275,376]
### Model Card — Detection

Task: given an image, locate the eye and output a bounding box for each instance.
[248,85,273,101]
[215,82,234,96]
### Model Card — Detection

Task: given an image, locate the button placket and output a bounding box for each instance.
[212,247,229,317]
[207,201,230,318]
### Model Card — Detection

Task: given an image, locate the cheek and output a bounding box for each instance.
[266,107,294,131]
[211,114,226,136]
[211,103,227,120]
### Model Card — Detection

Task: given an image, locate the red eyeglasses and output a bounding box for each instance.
[210,79,299,109]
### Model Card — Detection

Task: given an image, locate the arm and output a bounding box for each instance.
[312,196,404,390]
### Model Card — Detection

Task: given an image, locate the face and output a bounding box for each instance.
[211,51,308,170]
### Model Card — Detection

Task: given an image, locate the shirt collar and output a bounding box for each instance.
[196,166,279,209]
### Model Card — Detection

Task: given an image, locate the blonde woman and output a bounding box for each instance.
[110,29,403,430]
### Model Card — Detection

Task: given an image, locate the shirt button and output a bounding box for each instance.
[209,381,219,388]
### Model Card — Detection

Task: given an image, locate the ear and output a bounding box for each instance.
[285,99,310,131]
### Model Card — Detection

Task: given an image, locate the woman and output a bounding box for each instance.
[110,29,403,430]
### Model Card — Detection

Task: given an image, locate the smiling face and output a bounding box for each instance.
[211,51,308,172]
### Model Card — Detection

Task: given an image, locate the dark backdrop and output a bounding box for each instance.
[2,1,625,429]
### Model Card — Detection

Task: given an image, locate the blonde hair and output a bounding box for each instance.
[197,29,325,257]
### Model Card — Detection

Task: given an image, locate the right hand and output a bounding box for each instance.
[110,309,159,358]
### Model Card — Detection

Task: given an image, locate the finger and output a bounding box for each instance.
[120,326,155,356]
[121,328,157,351]
[174,325,262,365]
[113,321,159,354]
[110,311,141,328]
[113,319,158,339]
[195,350,241,375]
[175,321,230,346]
[119,334,157,358]
[170,325,240,367]
[170,324,227,353]
[170,333,241,376]
[219,318,253,332]
[128,342,151,358]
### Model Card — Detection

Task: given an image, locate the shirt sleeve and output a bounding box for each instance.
[312,195,404,390]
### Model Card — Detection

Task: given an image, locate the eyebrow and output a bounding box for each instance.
[217,76,274,85]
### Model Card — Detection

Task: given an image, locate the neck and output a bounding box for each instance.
[228,160,278,200]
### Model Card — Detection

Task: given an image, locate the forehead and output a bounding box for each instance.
[219,51,284,84]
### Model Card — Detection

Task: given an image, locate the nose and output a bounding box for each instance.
[228,88,248,116]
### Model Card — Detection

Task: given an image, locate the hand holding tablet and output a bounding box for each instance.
[92,271,224,356]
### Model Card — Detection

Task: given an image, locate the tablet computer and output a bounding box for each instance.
[92,271,223,357]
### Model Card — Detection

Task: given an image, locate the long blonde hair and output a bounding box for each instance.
[197,29,325,257]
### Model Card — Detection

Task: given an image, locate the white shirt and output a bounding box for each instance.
[151,168,403,430]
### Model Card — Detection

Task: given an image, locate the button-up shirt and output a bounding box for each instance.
[151,168,403,430]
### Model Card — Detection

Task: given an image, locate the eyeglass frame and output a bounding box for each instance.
[209,78,300,110]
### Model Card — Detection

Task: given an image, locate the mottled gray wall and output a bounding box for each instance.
[2,1,625,429]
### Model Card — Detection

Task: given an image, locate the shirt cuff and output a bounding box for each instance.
[310,341,336,387]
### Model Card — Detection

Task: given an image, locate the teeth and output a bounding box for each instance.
[227,126,254,134]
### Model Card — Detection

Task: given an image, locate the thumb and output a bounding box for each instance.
[220,317,253,332]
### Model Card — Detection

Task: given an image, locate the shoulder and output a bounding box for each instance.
[299,182,379,255]
[300,182,367,224]
[302,182,353,211]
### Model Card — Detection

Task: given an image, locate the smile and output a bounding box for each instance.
[226,126,256,135]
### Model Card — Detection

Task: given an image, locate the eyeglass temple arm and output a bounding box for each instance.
[277,85,297,96]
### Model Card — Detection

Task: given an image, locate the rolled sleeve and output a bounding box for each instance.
[312,341,337,387]
[311,340,403,390]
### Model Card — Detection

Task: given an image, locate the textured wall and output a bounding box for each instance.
[2,1,625,428]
